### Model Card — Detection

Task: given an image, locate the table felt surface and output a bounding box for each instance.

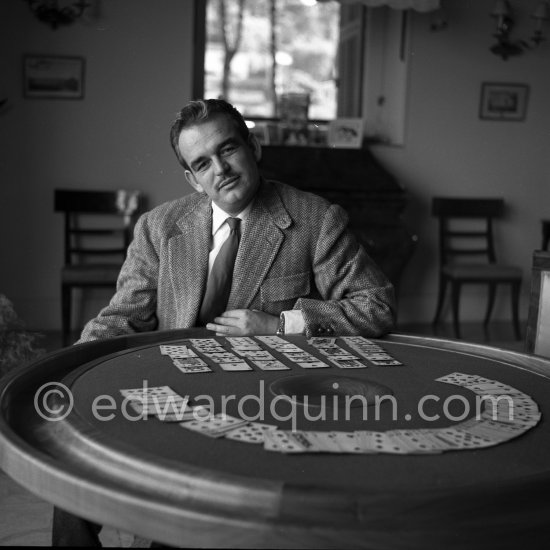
[65,336,550,495]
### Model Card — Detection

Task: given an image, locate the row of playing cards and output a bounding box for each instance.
[120,370,540,454]
[436,372,541,428]
[261,368,543,452]
[159,336,404,374]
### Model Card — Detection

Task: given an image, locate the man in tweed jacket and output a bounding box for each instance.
[78,100,394,343]
[78,99,395,343]
[54,101,395,545]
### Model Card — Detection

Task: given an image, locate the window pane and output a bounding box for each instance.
[204,0,339,120]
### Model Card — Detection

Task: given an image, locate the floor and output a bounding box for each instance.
[0,322,526,546]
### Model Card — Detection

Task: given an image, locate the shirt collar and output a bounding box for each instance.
[211,200,253,235]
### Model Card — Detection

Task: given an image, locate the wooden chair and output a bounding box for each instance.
[54,189,143,345]
[432,197,522,340]
[525,250,550,356]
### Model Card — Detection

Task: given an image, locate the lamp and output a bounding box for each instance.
[490,0,550,59]
[531,0,550,45]
[25,0,91,30]
[490,0,524,59]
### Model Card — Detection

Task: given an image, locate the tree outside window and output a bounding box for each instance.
[204,0,340,120]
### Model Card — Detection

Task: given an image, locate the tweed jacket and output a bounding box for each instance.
[79,180,395,341]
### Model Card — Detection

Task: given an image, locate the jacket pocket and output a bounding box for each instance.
[260,272,311,304]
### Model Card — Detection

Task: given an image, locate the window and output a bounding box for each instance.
[204,0,341,120]
[195,0,410,145]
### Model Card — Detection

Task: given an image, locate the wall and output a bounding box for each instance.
[375,0,550,325]
[0,0,196,329]
[0,0,549,332]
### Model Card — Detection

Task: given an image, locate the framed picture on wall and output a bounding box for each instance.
[479,82,529,121]
[23,55,85,99]
[327,118,363,148]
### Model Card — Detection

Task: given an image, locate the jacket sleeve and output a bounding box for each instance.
[293,204,396,338]
[77,213,160,343]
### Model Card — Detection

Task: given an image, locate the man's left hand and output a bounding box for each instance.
[206,309,279,336]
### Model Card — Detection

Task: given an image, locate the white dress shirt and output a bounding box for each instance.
[209,201,304,334]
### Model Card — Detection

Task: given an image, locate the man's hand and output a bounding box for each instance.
[206,309,279,336]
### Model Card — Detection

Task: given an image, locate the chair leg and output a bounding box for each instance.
[61,285,71,347]
[451,281,462,339]
[511,280,522,341]
[484,283,497,326]
[433,275,448,326]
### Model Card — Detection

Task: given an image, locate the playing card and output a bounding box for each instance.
[282,352,319,362]
[341,336,375,345]
[255,335,286,346]
[180,413,248,438]
[218,362,253,371]
[354,431,405,454]
[482,407,541,426]
[433,427,498,449]
[204,353,243,362]
[317,346,355,357]
[159,344,197,358]
[224,422,277,443]
[173,362,212,374]
[307,337,337,347]
[330,358,367,369]
[263,430,308,453]
[466,383,524,396]
[153,405,211,422]
[234,349,274,359]
[363,353,394,360]
[251,360,290,371]
[435,373,492,387]
[272,344,303,352]
[120,385,179,400]
[389,430,443,454]
[288,431,341,453]
[129,396,189,416]
[225,337,257,346]
[459,418,530,441]
[189,338,220,347]
[330,431,364,453]
[172,357,209,367]
[297,361,330,369]
[370,359,404,366]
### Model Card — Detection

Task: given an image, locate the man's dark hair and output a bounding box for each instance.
[170,99,250,170]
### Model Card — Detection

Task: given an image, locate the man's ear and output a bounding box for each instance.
[248,133,262,163]
[185,170,203,193]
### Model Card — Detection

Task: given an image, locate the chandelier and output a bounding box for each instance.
[26,0,91,30]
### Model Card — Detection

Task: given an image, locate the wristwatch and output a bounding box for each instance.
[276,313,285,335]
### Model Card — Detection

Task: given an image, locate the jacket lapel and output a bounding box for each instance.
[169,195,212,326]
[228,181,292,310]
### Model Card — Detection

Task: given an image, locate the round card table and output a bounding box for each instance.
[1,329,550,549]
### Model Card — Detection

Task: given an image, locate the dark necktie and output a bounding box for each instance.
[198,217,242,325]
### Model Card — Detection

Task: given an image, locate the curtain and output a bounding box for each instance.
[338,0,440,12]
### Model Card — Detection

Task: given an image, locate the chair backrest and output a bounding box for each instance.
[526,250,550,356]
[432,197,505,266]
[54,189,143,266]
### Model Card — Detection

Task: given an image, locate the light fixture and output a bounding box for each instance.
[490,0,550,59]
[531,0,550,45]
[25,0,91,30]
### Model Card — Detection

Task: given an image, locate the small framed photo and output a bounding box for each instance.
[479,82,529,121]
[249,121,270,145]
[327,118,363,148]
[23,55,85,99]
